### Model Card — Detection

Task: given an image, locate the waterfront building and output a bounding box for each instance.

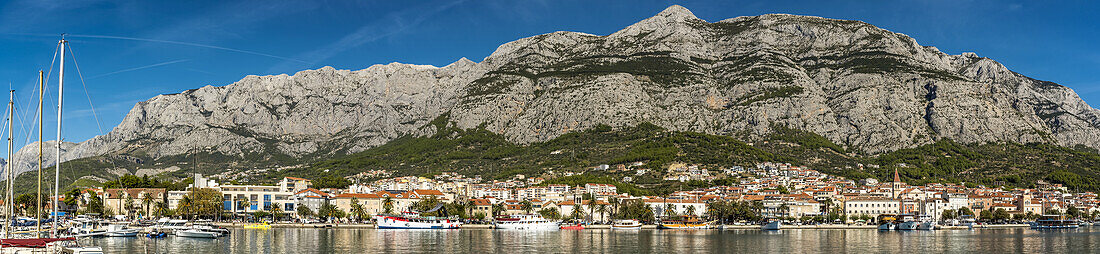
[844,198,901,222]
[102,188,166,218]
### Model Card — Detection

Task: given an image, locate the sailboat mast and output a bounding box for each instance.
[53,37,66,238]
[5,88,13,236]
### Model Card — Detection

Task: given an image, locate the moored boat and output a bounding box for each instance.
[176,228,221,238]
[375,212,462,229]
[493,215,560,230]
[761,219,782,230]
[560,223,585,230]
[244,222,271,230]
[104,223,139,237]
[1031,215,1079,229]
[658,215,708,229]
[611,220,642,229]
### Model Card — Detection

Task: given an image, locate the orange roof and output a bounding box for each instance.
[334,193,380,199]
[413,189,444,196]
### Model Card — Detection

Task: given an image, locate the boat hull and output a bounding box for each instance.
[877,223,895,230]
[176,230,221,238]
[897,222,919,230]
[917,222,936,230]
[761,221,782,230]
[658,224,708,229]
[375,215,461,229]
[494,222,560,230]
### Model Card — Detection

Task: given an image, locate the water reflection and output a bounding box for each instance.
[88,227,1099,253]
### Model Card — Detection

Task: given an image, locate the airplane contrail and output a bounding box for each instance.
[67,34,311,64]
[89,59,191,79]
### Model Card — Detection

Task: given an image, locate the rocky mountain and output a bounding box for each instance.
[7,5,1099,181]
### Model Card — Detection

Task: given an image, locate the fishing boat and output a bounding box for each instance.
[243,222,270,229]
[897,215,919,230]
[658,215,708,229]
[375,212,461,229]
[761,219,782,230]
[959,215,977,229]
[104,223,139,237]
[917,215,936,230]
[1031,215,1079,229]
[560,223,585,230]
[611,219,642,229]
[877,216,897,231]
[493,215,560,230]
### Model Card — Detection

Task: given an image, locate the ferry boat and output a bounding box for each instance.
[761,219,782,230]
[1031,215,1079,229]
[375,212,462,229]
[493,215,560,230]
[611,219,642,229]
[152,218,190,233]
[658,215,708,229]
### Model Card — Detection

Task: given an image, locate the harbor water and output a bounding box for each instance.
[87,227,1099,253]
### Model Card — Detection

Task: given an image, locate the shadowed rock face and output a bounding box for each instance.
[9,5,1099,178]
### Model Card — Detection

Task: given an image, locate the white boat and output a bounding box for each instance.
[375,213,461,229]
[761,220,782,230]
[153,219,190,234]
[917,221,936,230]
[493,215,560,230]
[67,218,107,236]
[189,224,231,236]
[611,219,642,229]
[104,223,139,237]
[877,222,896,230]
[176,228,221,238]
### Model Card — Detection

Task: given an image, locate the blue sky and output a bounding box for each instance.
[0,0,1097,152]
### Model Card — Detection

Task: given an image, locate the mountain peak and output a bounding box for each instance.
[655,5,699,21]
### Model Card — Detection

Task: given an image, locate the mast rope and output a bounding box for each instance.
[64,44,105,136]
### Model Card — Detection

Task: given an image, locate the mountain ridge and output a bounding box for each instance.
[6,5,1099,185]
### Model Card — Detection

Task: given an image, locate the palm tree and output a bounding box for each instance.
[583,196,596,223]
[382,197,395,214]
[520,201,533,214]
[685,205,696,217]
[778,204,790,218]
[595,204,609,223]
[270,204,283,221]
[142,192,154,218]
[178,196,193,217]
[608,197,621,218]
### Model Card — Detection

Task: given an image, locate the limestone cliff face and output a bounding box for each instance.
[8,5,1099,178]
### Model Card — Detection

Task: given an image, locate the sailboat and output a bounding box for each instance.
[0,36,103,253]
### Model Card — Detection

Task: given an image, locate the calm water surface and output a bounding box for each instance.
[89,227,1100,253]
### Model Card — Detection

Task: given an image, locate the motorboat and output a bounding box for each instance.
[493,215,561,230]
[152,219,190,233]
[611,219,642,229]
[104,223,139,237]
[375,212,461,229]
[176,228,221,238]
[560,223,585,230]
[191,224,231,236]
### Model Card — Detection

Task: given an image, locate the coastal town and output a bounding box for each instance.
[45,161,1099,228]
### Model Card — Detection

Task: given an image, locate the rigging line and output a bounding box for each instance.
[67,34,310,64]
[65,44,105,135]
